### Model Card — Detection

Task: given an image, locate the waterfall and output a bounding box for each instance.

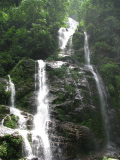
[35,61,37,90]
[58,17,78,50]
[32,60,52,160]
[8,75,33,159]
[8,75,15,107]
[84,32,110,144]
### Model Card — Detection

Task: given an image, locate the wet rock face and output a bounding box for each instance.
[0,59,109,159]
[46,61,105,159]
[55,122,96,159]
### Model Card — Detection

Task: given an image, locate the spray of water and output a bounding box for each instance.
[32,60,52,160]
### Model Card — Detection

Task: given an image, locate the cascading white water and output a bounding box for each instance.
[58,17,78,50]
[84,32,110,144]
[1,115,9,126]
[35,61,37,90]
[8,75,15,107]
[32,60,52,160]
[8,75,33,158]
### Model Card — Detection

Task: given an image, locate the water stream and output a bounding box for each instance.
[8,61,52,160]
[32,60,52,160]
[8,75,15,108]
[58,17,78,50]
[84,32,110,145]
[8,75,33,159]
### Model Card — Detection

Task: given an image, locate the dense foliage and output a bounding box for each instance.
[0,0,69,76]
[81,0,120,112]
[0,134,22,160]
[71,0,120,113]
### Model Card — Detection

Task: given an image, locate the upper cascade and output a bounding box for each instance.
[58,17,78,49]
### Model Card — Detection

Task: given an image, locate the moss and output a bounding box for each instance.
[55,108,67,122]
[53,93,66,105]
[58,123,96,158]
[73,31,84,50]
[0,134,22,160]
[47,65,67,78]
[10,59,35,94]
[4,115,19,129]
[68,103,106,143]
[16,92,33,113]
[64,84,75,94]
[46,53,59,61]
[99,61,120,109]
[70,69,81,80]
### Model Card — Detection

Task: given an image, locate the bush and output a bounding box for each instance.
[0,134,22,160]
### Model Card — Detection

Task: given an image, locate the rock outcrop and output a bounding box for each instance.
[46,60,105,159]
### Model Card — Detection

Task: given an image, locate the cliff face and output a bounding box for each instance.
[0,44,120,160]
[8,57,106,158]
[46,59,104,156]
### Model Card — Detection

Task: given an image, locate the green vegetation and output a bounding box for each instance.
[9,59,35,113]
[71,0,120,127]
[0,0,69,76]
[64,84,75,94]
[0,105,10,121]
[0,134,22,160]
[55,108,67,122]
[99,59,120,107]
[68,0,83,20]
[3,115,19,129]
[47,65,67,78]
[0,80,10,105]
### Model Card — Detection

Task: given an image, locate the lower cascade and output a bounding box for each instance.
[8,75,33,158]
[32,60,52,160]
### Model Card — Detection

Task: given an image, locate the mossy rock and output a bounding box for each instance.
[46,64,67,79]
[3,115,19,129]
[73,31,84,50]
[10,59,36,113]
[10,59,35,92]
[57,122,97,158]
[0,105,10,122]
